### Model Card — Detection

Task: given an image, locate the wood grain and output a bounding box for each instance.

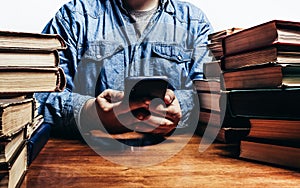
[21,134,300,188]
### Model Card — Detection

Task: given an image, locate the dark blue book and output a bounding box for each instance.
[27,122,51,166]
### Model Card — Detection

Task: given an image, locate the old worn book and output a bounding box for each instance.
[199,110,250,128]
[197,123,249,144]
[0,128,25,163]
[222,44,300,70]
[223,20,300,56]
[222,64,300,90]
[0,30,66,50]
[208,28,244,42]
[248,118,300,142]
[224,88,300,119]
[0,141,27,188]
[26,115,44,139]
[0,67,66,93]
[240,139,300,170]
[0,97,33,137]
[208,28,243,59]
[27,122,51,166]
[0,49,59,67]
[193,79,221,93]
[198,92,221,112]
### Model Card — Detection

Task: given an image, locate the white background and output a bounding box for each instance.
[0,0,299,33]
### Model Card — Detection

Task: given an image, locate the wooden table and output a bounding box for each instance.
[21,133,300,188]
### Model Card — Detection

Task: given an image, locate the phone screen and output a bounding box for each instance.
[124,76,169,118]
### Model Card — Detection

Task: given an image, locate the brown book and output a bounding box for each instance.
[0,49,59,67]
[248,119,300,142]
[222,44,300,70]
[222,64,300,90]
[199,110,250,128]
[0,67,66,93]
[223,20,300,56]
[0,97,33,137]
[198,92,220,112]
[208,28,243,59]
[193,79,221,93]
[208,27,243,43]
[224,88,300,119]
[0,30,66,50]
[197,122,249,144]
[240,139,300,170]
[0,141,27,188]
[0,128,25,163]
[26,115,44,139]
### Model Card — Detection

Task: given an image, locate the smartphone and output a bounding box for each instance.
[125,76,169,101]
[124,76,169,118]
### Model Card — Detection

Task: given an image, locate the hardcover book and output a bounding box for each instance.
[222,64,300,90]
[223,20,300,56]
[0,30,66,50]
[27,122,51,166]
[240,138,300,170]
[224,88,300,119]
[248,118,300,142]
[0,49,59,67]
[207,28,243,59]
[0,67,66,93]
[0,97,33,137]
[0,141,27,188]
[221,44,300,70]
[0,128,25,163]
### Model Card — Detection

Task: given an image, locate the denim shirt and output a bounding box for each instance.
[35,0,213,135]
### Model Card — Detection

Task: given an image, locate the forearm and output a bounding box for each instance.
[34,91,93,137]
[174,89,198,128]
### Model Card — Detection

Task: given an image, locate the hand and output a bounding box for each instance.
[133,89,182,135]
[83,89,182,136]
[94,89,150,134]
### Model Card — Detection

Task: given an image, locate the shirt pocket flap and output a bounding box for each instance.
[82,41,124,62]
[152,44,193,63]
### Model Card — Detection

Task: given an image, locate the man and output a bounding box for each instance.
[35,0,213,138]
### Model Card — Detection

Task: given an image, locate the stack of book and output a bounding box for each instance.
[0,30,66,187]
[194,27,250,144]
[207,27,243,60]
[221,20,300,170]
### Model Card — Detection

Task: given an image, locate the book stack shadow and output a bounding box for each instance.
[0,31,66,187]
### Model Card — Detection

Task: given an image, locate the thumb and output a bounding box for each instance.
[164,89,175,105]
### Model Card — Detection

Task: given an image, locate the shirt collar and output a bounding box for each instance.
[117,0,175,14]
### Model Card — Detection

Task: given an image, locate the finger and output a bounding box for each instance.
[139,115,174,131]
[148,99,182,122]
[95,95,115,112]
[111,90,124,102]
[112,97,151,115]
[99,89,124,102]
[134,119,176,135]
[164,89,175,105]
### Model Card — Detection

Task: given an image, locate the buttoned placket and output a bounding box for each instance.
[127,7,164,77]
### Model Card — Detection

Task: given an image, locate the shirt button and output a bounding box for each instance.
[96,54,102,59]
[178,55,182,61]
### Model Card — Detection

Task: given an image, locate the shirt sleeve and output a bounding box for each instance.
[34,7,93,137]
[175,17,214,128]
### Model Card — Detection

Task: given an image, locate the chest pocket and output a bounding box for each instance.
[150,43,193,89]
[75,41,125,97]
